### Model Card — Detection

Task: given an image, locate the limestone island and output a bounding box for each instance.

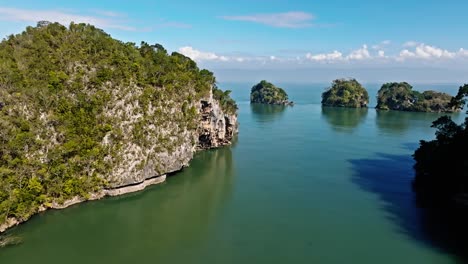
[0,22,238,233]
[376,82,460,113]
[250,80,293,106]
[322,79,369,108]
[376,82,458,113]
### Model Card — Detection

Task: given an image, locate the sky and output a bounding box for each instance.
[1,0,468,83]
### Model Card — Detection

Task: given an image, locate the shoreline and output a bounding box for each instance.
[0,174,167,234]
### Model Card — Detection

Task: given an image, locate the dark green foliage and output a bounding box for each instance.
[0,22,236,224]
[213,85,238,114]
[250,80,292,105]
[321,79,369,108]
[413,84,468,205]
[376,82,456,112]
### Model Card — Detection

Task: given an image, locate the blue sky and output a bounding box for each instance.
[1,0,468,83]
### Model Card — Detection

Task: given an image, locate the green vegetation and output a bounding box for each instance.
[376,82,456,112]
[213,85,238,115]
[321,79,369,108]
[0,22,235,225]
[413,84,468,205]
[250,80,293,105]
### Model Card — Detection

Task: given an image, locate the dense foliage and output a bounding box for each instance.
[250,80,292,105]
[212,85,237,115]
[321,79,369,108]
[376,82,455,112]
[0,22,235,224]
[413,84,468,205]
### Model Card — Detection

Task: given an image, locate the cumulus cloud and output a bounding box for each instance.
[178,46,229,62]
[180,42,468,67]
[221,11,315,28]
[398,44,455,60]
[347,45,371,60]
[306,45,374,62]
[306,50,343,61]
[458,48,468,57]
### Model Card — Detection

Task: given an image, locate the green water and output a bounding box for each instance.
[1,83,466,263]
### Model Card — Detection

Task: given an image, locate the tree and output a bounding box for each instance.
[413,84,468,205]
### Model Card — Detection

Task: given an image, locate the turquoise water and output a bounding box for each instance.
[0,83,466,263]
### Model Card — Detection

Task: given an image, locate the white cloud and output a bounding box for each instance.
[347,45,371,60]
[306,50,343,61]
[399,44,455,60]
[0,7,137,31]
[180,42,468,68]
[0,7,191,31]
[458,48,468,57]
[221,11,315,28]
[178,46,230,62]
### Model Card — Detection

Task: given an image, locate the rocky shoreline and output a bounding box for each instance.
[0,174,168,233]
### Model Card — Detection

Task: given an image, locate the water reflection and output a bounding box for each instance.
[375,110,457,135]
[0,147,235,264]
[350,153,468,263]
[250,103,287,123]
[321,107,368,132]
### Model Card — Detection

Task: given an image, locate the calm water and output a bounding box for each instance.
[1,83,466,264]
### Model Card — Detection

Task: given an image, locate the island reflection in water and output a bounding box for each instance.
[250,103,287,123]
[375,110,460,135]
[321,106,368,132]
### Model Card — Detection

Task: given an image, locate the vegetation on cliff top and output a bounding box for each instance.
[376,82,456,112]
[321,79,369,108]
[0,22,236,225]
[413,84,468,206]
[250,80,292,105]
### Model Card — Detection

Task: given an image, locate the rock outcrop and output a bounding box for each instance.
[198,90,238,150]
[250,80,293,106]
[376,82,458,112]
[322,78,369,108]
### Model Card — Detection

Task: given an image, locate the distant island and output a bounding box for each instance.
[376,82,457,113]
[321,79,369,108]
[250,80,293,106]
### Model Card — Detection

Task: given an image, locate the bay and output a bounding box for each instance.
[0,83,465,264]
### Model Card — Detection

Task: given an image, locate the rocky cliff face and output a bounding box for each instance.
[198,90,238,150]
[106,88,238,188]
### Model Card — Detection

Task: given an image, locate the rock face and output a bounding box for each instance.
[322,79,369,108]
[198,90,238,150]
[250,80,293,105]
[109,88,238,188]
[376,82,457,112]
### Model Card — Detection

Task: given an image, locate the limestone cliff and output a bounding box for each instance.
[198,89,238,150]
[0,22,238,232]
[106,87,238,188]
